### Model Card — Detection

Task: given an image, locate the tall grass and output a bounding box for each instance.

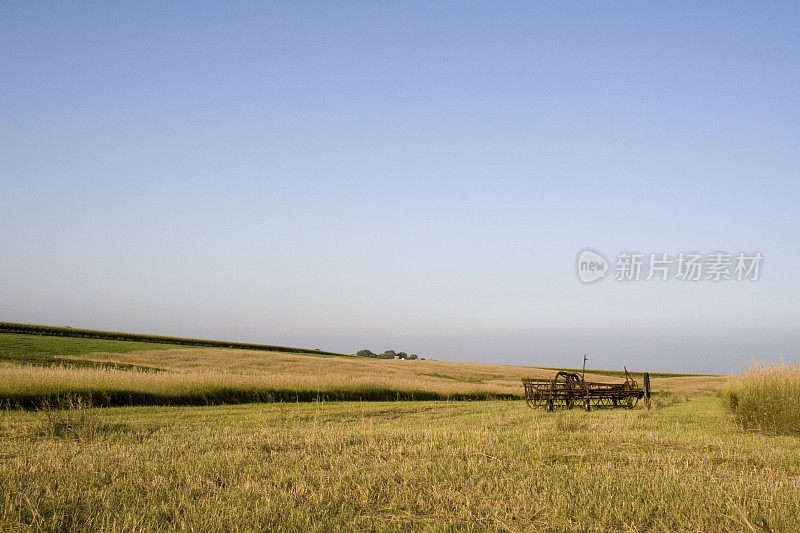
[0,364,520,408]
[725,361,800,435]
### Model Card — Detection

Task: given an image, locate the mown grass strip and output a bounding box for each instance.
[0,332,183,368]
[0,322,348,357]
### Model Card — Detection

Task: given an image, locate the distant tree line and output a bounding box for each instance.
[356,349,423,360]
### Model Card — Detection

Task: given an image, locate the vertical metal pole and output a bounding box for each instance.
[582,354,587,382]
[582,354,589,410]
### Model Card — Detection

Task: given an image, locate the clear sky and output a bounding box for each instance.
[2,2,798,373]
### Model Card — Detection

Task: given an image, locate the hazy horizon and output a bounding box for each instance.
[3,2,799,374]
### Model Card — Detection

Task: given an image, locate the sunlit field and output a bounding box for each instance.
[3,332,784,532]
[2,398,799,532]
[0,333,726,407]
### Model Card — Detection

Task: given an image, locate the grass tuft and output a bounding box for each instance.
[725,361,800,435]
[37,397,100,440]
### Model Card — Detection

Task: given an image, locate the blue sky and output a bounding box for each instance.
[2,2,798,372]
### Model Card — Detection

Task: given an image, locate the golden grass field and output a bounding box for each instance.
[2,346,727,392]
[3,398,800,532]
[61,345,730,393]
[2,332,797,531]
[0,332,728,408]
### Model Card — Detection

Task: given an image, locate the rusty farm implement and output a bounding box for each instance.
[522,357,651,411]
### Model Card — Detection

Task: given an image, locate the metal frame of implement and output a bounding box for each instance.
[522,366,651,412]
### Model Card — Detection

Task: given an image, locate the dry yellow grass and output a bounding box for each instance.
[726,361,800,434]
[68,346,727,394]
[0,331,728,408]
[0,361,515,402]
[0,334,769,531]
[1,397,797,532]
[0,346,728,408]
